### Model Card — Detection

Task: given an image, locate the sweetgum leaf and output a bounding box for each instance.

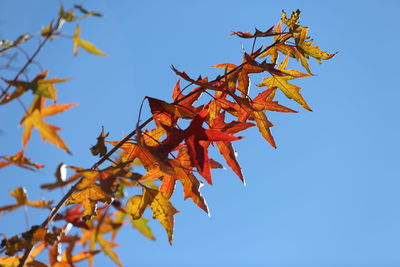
[20,96,76,153]
[126,187,178,244]
[66,184,112,221]
[129,217,156,241]
[257,55,312,111]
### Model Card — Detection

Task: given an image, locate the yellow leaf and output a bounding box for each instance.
[126,187,178,244]
[36,77,71,101]
[0,257,19,267]
[2,70,71,103]
[252,111,276,148]
[257,55,312,110]
[281,9,301,30]
[129,217,156,240]
[97,235,122,267]
[73,25,107,56]
[280,10,336,73]
[145,187,179,244]
[126,195,148,220]
[0,187,52,214]
[71,250,100,263]
[76,39,107,56]
[66,184,111,221]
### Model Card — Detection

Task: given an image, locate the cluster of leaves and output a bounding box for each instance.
[0,6,334,267]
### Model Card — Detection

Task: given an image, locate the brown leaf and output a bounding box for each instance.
[90,126,109,157]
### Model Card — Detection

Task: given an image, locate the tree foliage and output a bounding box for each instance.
[0,4,334,267]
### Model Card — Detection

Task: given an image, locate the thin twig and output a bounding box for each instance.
[1,35,51,100]
[251,37,257,53]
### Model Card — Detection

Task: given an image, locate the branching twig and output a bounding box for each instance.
[17,32,285,267]
[0,30,54,100]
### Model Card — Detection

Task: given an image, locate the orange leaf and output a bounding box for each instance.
[20,96,76,153]
[0,151,44,171]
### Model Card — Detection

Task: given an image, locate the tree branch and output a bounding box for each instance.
[18,33,284,267]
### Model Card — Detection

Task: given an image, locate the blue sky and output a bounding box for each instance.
[1,0,400,266]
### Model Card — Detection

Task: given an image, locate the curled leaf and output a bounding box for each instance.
[90,126,109,157]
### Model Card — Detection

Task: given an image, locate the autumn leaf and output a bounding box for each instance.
[0,151,44,171]
[74,5,103,18]
[73,25,107,56]
[142,107,242,184]
[294,26,336,73]
[41,163,67,190]
[41,164,82,190]
[257,55,312,110]
[90,126,109,157]
[1,226,61,256]
[78,213,125,267]
[172,79,202,109]
[66,184,112,221]
[143,127,166,147]
[279,10,336,73]
[183,108,242,184]
[147,96,195,127]
[252,87,297,113]
[126,187,179,244]
[172,146,209,213]
[0,33,30,55]
[139,146,209,214]
[259,21,293,64]
[215,95,278,147]
[125,195,147,220]
[107,141,161,171]
[20,96,76,153]
[130,217,156,240]
[230,26,278,38]
[54,204,89,229]
[1,70,71,104]
[0,187,52,214]
[57,250,100,266]
[97,234,122,267]
[146,187,178,244]
[211,112,254,181]
[171,65,224,92]
[0,257,19,267]
[59,5,102,23]
[0,241,46,265]
[212,52,284,97]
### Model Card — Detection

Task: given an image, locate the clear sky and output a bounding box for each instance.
[1,0,400,266]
